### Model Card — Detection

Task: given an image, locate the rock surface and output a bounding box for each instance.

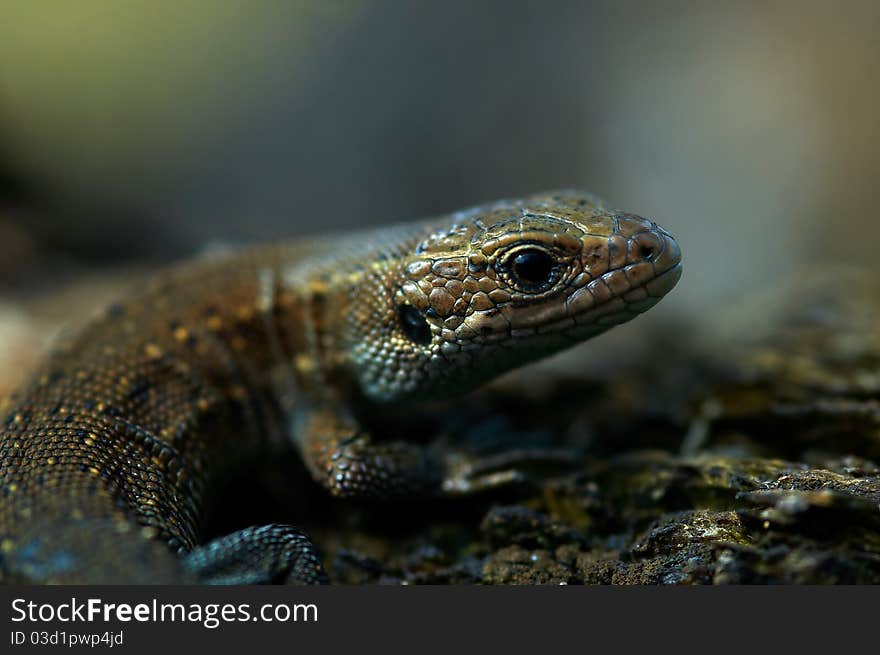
[309,270,880,584]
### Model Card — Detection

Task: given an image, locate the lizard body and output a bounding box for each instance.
[0,191,682,583]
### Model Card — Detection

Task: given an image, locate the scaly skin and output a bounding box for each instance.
[0,190,682,583]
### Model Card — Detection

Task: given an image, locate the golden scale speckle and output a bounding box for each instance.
[295,354,317,374]
[144,343,164,360]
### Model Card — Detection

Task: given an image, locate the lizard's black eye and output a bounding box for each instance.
[398,304,432,345]
[508,247,558,290]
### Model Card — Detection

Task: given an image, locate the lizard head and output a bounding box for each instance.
[347,190,682,403]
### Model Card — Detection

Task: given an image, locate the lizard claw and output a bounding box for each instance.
[440,447,581,495]
[442,468,528,494]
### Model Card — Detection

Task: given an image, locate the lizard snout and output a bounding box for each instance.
[635,224,682,298]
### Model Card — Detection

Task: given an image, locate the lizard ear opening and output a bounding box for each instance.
[398,304,432,346]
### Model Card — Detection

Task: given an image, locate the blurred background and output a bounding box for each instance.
[1,0,878,391]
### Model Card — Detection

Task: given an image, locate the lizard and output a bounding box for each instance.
[0,190,682,584]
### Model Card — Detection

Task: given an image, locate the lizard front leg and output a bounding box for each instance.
[293,402,578,499]
[293,403,438,499]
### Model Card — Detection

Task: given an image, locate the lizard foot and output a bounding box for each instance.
[440,447,581,495]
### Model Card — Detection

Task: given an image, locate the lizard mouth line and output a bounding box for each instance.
[517,260,683,340]
[641,261,683,299]
[569,260,682,324]
[570,261,682,331]
[465,260,683,347]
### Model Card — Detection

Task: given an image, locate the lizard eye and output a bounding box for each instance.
[504,246,559,291]
[398,304,432,345]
